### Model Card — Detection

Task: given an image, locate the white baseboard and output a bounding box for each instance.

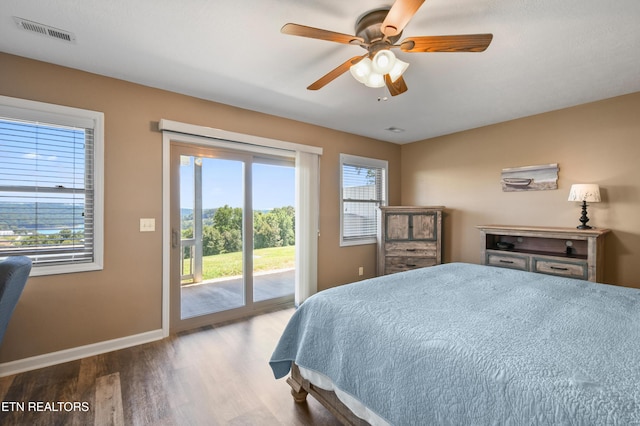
[0,329,164,377]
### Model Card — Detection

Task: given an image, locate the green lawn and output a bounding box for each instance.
[183,245,295,282]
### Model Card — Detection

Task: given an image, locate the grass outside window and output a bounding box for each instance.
[182,245,294,284]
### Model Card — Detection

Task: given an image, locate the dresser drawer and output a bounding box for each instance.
[385,241,437,257]
[533,258,588,279]
[384,257,437,274]
[487,252,529,271]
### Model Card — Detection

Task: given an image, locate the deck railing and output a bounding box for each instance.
[180,238,196,284]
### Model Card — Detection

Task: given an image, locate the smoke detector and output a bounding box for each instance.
[13,17,76,43]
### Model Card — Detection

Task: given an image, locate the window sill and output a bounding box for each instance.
[29,262,103,277]
[339,238,377,247]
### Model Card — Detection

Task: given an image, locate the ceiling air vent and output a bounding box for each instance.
[13,17,76,43]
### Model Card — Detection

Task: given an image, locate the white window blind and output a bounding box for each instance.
[0,96,103,275]
[340,154,388,246]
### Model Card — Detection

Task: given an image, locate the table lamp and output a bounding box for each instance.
[568,184,601,229]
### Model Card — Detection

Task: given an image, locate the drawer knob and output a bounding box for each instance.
[406,248,416,252]
[550,266,569,271]
[499,259,514,264]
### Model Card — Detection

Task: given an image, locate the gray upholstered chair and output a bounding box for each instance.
[0,256,32,346]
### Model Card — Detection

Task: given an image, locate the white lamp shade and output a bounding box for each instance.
[388,58,409,83]
[568,184,601,202]
[371,50,396,74]
[349,58,372,84]
[365,72,385,88]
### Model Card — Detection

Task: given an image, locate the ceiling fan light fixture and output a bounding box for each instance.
[388,58,409,83]
[282,1,494,96]
[349,57,372,84]
[371,49,396,74]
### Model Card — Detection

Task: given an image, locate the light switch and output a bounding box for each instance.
[140,218,155,232]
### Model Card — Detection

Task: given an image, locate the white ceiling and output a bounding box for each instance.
[1,0,639,144]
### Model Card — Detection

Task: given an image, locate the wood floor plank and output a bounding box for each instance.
[94,373,124,426]
[76,356,98,399]
[0,308,344,425]
[0,373,14,400]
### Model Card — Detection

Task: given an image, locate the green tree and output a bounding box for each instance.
[254,212,279,249]
[59,228,73,244]
[203,225,222,256]
[213,205,242,233]
[272,206,295,246]
[211,205,243,253]
[253,206,294,249]
[220,229,242,254]
[180,204,294,255]
[181,228,193,239]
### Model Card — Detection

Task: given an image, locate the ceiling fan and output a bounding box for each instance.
[281,0,493,96]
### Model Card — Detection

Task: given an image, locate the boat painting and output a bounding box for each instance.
[501,163,558,192]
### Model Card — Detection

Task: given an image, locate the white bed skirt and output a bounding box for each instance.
[298,365,390,426]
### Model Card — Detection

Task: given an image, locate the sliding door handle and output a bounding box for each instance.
[171,228,179,249]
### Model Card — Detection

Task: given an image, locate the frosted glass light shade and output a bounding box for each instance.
[365,72,385,88]
[388,58,409,83]
[349,58,372,84]
[568,184,601,202]
[371,50,396,74]
[349,51,409,88]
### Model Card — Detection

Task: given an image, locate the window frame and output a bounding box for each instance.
[0,95,104,276]
[339,153,388,247]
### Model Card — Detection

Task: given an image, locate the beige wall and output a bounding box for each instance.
[400,92,640,289]
[3,50,638,365]
[0,53,401,362]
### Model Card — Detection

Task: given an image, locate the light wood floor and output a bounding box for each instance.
[0,308,342,426]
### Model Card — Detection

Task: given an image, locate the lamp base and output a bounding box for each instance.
[576,200,592,229]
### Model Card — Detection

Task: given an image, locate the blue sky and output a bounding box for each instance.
[180,156,295,211]
[0,119,86,204]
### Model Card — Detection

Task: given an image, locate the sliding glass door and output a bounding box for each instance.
[252,162,296,303]
[170,143,294,330]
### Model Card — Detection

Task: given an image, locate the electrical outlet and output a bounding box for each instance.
[358,266,364,276]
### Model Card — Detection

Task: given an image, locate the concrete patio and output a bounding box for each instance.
[180,268,294,318]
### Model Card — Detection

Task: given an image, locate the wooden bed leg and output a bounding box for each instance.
[286,364,308,403]
[289,383,309,403]
[285,363,369,425]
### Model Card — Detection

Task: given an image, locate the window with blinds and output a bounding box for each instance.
[0,96,103,275]
[340,154,388,246]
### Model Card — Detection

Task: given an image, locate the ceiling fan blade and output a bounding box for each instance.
[400,34,493,52]
[381,0,425,37]
[281,23,364,45]
[385,74,408,96]
[307,56,367,91]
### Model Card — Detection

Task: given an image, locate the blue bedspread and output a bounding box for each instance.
[270,263,640,425]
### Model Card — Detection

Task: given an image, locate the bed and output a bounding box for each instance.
[269,262,640,425]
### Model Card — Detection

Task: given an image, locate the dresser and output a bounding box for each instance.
[377,206,444,276]
[477,225,610,282]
